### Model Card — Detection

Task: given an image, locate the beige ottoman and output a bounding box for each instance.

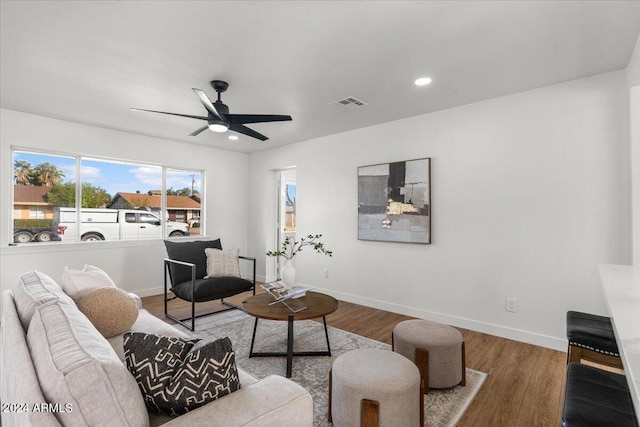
[392,319,466,393]
[328,348,422,427]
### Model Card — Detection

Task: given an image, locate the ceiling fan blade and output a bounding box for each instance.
[192,88,222,119]
[226,114,292,125]
[189,125,209,136]
[130,108,208,121]
[229,124,268,141]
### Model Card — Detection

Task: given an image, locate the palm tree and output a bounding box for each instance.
[13,160,32,185]
[31,162,65,187]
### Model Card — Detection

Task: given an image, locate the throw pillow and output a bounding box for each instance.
[124,333,241,416]
[61,264,116,300]
[77,287,139,337]
[204,248,240,278]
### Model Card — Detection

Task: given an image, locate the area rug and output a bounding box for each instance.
[186,310,487,427]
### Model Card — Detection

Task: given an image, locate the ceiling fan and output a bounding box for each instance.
[131,80,292,141]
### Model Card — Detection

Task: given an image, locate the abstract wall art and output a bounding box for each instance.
[358,158,431,244]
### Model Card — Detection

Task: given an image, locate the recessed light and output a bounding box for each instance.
[228,135,238,140]
[414,77,432,86]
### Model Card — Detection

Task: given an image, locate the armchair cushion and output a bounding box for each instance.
[164,239,222,285]
[171,277,254,302]
[204,248,240,278]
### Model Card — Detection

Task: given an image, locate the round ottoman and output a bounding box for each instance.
[392,319,465,391]
[329,348,422,427]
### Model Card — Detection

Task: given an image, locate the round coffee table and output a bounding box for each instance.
[243,291,339,378]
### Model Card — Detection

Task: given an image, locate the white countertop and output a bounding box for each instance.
[599,264,640,422]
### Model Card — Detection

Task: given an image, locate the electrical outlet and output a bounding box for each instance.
[506,298,518,313]
[323,269,329,279]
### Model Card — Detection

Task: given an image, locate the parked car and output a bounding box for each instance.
[53,208,189,242]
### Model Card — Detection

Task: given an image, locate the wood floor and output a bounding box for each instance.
[142,290,567,426]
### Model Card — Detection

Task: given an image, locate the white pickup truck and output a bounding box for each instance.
[54,208,190,242]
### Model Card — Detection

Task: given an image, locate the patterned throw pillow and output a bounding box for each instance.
[204,248,241,278]
[123,333,241,415]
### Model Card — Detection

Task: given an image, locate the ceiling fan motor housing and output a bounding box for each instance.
[211,80,229,93]
[213,101,230,117]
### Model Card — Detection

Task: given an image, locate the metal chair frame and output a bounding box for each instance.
[163,255,256,331]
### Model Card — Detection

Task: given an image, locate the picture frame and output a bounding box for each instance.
[358,157,431,244]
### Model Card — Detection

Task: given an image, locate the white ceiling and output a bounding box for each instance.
[2,1,640,154]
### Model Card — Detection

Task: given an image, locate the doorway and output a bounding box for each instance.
[276,168,296,280]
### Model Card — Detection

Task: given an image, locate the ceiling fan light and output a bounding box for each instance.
[208,122,229,133]
[414,77,432,86]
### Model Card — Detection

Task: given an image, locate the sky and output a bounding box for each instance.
[286,183,296,205]
[14,151,202,197]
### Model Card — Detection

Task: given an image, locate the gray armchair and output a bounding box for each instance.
[163,239,256,331]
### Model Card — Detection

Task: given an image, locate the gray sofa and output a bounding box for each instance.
[0,271,313,427]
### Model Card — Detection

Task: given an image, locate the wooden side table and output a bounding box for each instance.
[243,291,339,378]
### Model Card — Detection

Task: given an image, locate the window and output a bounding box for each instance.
[285,182,296,232]
[11,149,204,244]
[166,168,202,237]
[140,213,159,224]
[29,207,46,219]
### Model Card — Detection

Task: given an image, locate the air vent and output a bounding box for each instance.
[330,96,368,110]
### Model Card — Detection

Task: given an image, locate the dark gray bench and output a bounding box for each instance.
[562,363,638,427]
[566,310,622,369]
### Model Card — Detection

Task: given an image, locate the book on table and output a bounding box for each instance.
[260,281,310,312]
[281,298,307,313]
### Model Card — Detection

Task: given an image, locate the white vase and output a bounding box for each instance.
[281,259,297,286]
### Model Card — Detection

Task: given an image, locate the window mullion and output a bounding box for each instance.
[74,156,82,242]
[161,167,167,238]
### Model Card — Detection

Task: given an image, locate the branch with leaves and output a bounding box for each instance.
[266,234,333,260]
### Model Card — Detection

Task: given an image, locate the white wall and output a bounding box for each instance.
[248,70,631,350]
[0,109,249,297]
[628,33,640,88]
[628,33,640,271]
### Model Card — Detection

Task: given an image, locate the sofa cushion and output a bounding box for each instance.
[156,375,313,427]
[108,309,188,362]
[61,264,116,300]
[27,301,149,427]
[164,239,222,285]
[77,287,139,338]
[1,291,63,427]
[204,248,241,278]
[13,270,74,331]
[124,333,241,416]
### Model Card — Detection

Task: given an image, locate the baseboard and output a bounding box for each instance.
[311,286,567,352]
[129,286,164,298]
[134,281,566,351]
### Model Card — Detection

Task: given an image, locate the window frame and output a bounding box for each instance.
[10,146,205,245]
